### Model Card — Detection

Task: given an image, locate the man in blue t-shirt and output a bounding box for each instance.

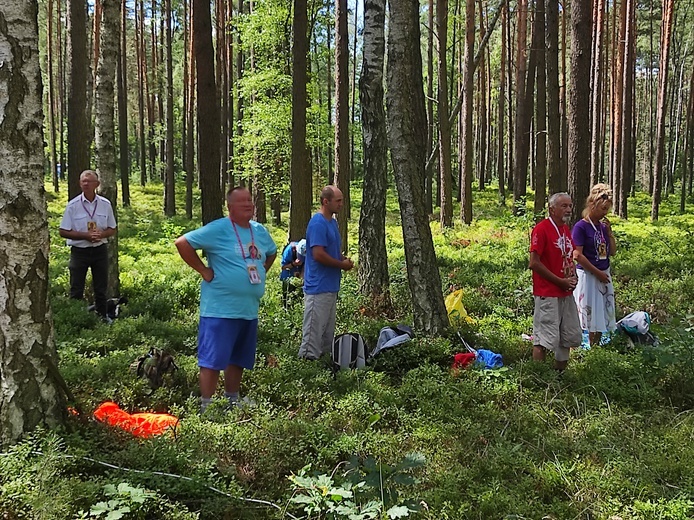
[175,187,277,412]
[298,186,354,360]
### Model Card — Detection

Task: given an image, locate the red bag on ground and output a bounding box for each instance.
[452,352,476,370]
[93,401,179,438]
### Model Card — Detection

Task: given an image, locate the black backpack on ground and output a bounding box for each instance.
[130,347,178,389]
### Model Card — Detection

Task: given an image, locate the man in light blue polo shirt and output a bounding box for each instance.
[175,187,276,412]
[298,186,354,360]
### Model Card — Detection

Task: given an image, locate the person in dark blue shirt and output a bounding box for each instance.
[298,186,354,360]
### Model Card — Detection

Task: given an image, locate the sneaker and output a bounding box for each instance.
[227,396,257,411]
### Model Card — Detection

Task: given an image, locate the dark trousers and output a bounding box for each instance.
[69,244,108,316]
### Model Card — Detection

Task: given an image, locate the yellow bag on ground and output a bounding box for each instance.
[445,289,474,327]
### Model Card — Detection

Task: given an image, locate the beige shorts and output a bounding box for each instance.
[533,295,582,362]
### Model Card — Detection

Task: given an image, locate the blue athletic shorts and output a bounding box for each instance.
[197,317,258,370]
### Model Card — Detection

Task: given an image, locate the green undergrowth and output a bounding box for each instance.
[2,181,692,519]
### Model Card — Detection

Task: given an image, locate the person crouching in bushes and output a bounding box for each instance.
[280,239,306,307]
[572,184,618,346]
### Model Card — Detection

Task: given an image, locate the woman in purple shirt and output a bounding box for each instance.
[572,184,618,346]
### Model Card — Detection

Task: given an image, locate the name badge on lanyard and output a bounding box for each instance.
[247,263,261,284]
[232,219,262,285]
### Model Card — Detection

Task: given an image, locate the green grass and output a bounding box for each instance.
[2,180,693,519]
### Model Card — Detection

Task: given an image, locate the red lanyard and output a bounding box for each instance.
[231,219,255,260]
[81,196,98,219]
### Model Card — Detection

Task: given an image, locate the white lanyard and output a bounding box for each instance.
[547,218,571,258]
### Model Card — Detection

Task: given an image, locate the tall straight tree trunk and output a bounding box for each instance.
[358,0,391,310]
[216,0,228,191]
[194,0,222,223]
[185,0,196,219]
[0,0,66,444]
[497,2,507,203]
[567,0,592,221]
[610,0,627,212]
[386,0,448,335]
[164,0,175,216]
[426,0,435,213]
[477,0,488,191]
[326,10,333,184]
[117,0,130,206]
[682,58,694,213]
[57,0,66,181]
[235,0,245,181]
[290,0,312,240]
[157,11,165,174]
[546,0,561,195]
[512,0,528,214]
[67,0,91,197]
[350,3,358,185]
[47,0,59,192]
[560,5,568,190]
[651,0,674,221]
[590,0,605,188]
[438,0,453,228]
[617,0,635,217]
[460,0,475,224]
[334,0,350,249]
[94,0,120,298]
[136,0,147,186]
[505,0,514,192]
[533,0,547,216]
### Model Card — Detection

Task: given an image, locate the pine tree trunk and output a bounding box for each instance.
[460,0,475,224]
[185,0,196,219]
[94,0,120,298]
[386,0,448,335]
[117,0,130,206]
[512,0,528,214]
[290,0,312,240]
[497,2,507,203]
[358,0,391,311]
[534,0,547,216]
[651,0,674,221]
[194,0,222,223]
[477,0,488,191]
[617,0,635,218]
[0,0,66,444]
[567,0,592,221]
[136,0,147,186]
[334,0,350,250]
[47,0,59,193]
[426,0,435,213]
[546,0,561,195]
[589,0,605,188]
[67,0,91,197]
[164,0,175,216]
[438,0,453,228]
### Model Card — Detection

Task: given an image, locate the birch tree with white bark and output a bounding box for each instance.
[0,0,65,444]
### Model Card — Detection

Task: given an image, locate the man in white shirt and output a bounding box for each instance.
[59,170,117,318]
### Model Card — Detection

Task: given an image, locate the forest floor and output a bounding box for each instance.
[1,181,693,519]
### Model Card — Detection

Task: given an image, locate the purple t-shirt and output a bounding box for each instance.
[572,219,610,271]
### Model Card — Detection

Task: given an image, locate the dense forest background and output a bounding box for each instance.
[37,0,694,225]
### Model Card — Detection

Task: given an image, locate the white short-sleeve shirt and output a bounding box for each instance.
[59,193,117,248]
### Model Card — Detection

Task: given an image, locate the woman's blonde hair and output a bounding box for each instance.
[582,183,613,218]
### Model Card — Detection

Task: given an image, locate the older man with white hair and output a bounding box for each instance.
[528,193,582,370]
